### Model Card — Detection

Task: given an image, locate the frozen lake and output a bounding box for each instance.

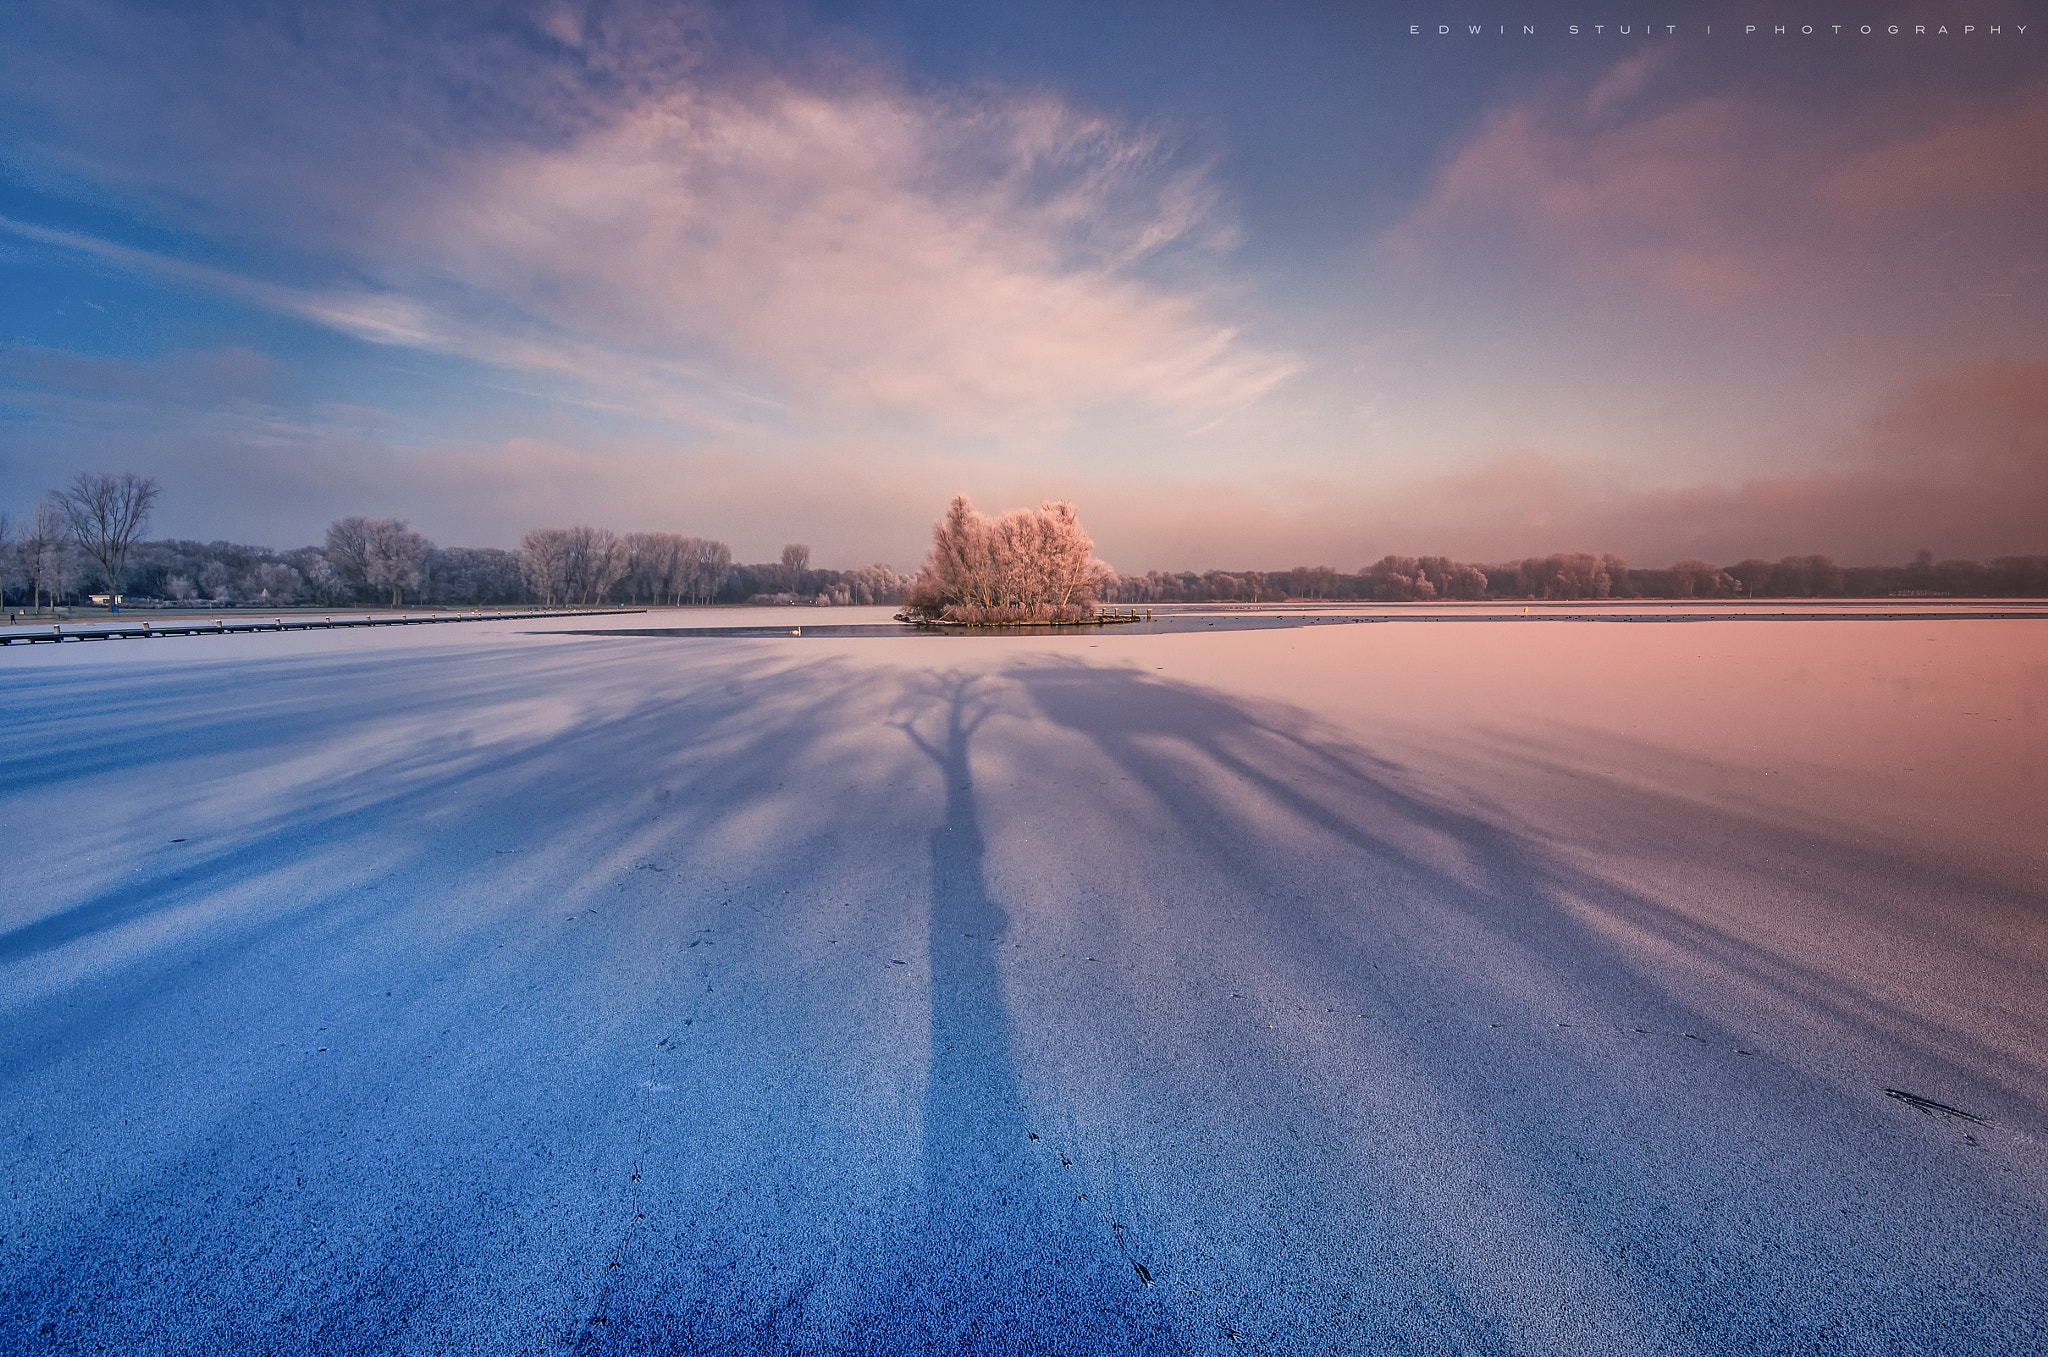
[4,606,2044,1354]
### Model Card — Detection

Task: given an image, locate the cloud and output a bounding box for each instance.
[1390,64,2048,314]
[1,2,1291,440]
[400,80,1289,432]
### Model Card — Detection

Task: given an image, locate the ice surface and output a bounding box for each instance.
[3,607,2044,1353]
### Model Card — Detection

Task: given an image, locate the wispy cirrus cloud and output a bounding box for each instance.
[1,2,1292,440]
[404,80,1290,431]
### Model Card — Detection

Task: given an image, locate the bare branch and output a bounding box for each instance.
[54,472,158,599]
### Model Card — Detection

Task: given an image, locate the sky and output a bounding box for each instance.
[1,0,2043,571]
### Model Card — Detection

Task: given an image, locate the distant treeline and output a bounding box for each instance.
[1102,552,2048,603]
[7,513,2045,609]
[0,516,911,609]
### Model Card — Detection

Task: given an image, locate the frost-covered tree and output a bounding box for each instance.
[904,495,1110,624]
[363,520,432,607]
[840,563,909,606]
[616,532,728,605]
[1362,554,1490,602]
[689,539,732,604]
[251,561,305,603]
[562,526,626,605]
[520,525,627,605]
[199,560,233,601]
[20,502,74,609]
[620,533,675,605]
[520,527,571,605]
[297,552,352,604]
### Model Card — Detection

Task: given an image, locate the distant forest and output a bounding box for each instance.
[6,514,2046,609]
[1101,551,2048,603]
[0,515,911,610]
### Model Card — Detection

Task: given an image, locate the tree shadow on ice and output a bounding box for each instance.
[0,646,908,1084]
[10,641,2039,1354]
[1005,660,2045,1355]
[7,648,1050,1352]
[1009,658,2040,1102]
[586,674,1184,1353]
[861,675,1182,1353]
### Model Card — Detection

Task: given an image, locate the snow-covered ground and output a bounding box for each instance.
[4,607,2044,1354]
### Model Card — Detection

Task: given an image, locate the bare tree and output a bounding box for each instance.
[364,520,432,606]
[780,543,811,596]
[691,539,732,604]
[54,472,158,603]
[325,516,430,606]
[1512,552,1614,601]
[665,537,698,605]
[517,525,626,606]
[620,532,671,605]
[561,526,626,604]
[21,501,73,610]
[520,527,572,605]
[617,532,721,606]
[521,528,728,606]
[325,517,377,597]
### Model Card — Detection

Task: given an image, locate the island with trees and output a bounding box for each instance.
[899,496,1115,626]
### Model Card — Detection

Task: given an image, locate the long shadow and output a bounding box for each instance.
[0,642,764,973]
[844,675,1183,1354]
[1005,660,2047,1354]
[13,642,2040,1354]
[1011,658,2047,1101]
[0,646,901,1086]
[585,677,1186,1353]
[7,645,983,1354]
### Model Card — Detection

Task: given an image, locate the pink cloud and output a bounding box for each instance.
[2,4,1292,440]
[1391,67,2048,314]
[389,80,1292,434]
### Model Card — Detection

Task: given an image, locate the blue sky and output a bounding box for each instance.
[3,1,2043,569]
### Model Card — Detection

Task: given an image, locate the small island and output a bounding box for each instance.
[897,494,1127,626]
